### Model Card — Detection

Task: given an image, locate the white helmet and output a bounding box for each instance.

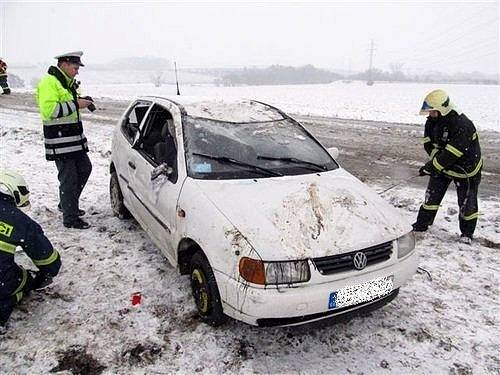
[0,170,30,207]
[419,89,460,116]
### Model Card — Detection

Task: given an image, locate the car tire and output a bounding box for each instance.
[190,251,227,326]
[110,171,131,219]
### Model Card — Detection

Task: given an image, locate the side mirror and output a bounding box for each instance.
[327,147,340,159]
[151,163,173,181]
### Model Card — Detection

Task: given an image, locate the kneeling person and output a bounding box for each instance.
[0,171,61,329]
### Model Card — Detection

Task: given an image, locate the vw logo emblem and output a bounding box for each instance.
[353,252,368,270]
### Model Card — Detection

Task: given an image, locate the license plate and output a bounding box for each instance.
[328,275,394,310]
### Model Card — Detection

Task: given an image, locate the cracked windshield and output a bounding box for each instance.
[183,117,339,179]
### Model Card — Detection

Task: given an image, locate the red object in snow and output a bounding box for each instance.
[131,293,142,306]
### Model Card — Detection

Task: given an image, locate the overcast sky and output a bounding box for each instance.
[1,1,499,75]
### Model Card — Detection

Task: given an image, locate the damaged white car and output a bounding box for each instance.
[110,96,417,327]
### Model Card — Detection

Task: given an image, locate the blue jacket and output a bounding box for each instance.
[0,194,61,301]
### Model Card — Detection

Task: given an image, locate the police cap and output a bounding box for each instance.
[54,51,84,67]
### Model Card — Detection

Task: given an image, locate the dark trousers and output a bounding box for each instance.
[0,273,34,325]
[415,172,481,237]
[0,76,10,94]
[55,153,92,224]
[0,296,16,325]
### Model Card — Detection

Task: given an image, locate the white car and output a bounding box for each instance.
[110,96,417,327]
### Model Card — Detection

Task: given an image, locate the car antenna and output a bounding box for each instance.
[174,61,181,95]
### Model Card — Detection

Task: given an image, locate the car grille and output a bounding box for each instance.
[312,241,393,275]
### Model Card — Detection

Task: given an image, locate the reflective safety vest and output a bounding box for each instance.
[0,195,61,301]
[35,66,88,161]
[422,111,482,179]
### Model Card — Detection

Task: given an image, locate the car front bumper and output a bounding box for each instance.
[217,251,417,327]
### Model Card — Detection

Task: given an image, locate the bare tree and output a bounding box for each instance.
[389,62,405,81]
[151,71,164,87]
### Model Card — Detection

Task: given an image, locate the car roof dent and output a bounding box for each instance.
[140,96,284,123]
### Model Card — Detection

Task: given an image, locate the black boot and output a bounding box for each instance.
[412,222,428,232]
[63,218,90,229]
[58,204,85,216]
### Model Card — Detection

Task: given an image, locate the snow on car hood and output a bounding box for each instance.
[194,169,411,260]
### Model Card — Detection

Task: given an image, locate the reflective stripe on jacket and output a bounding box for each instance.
[0,194,61,298]
[35,66,88,161]
[422,111,482,179]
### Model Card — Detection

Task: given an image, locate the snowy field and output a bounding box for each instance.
[12,66,500,132]
[0,99,499,374]
[86,81,500,132]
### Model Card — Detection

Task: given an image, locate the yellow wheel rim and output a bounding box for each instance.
[192,269,209,313]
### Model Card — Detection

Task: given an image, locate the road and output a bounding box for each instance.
[1,91,499,198]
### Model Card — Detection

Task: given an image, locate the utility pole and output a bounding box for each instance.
[367,39,375,86]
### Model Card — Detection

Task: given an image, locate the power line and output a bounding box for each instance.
[444,17,498,47]
[404,17,498,63]
[383,5,497,60]
[414,4,495,49]
[383,34,497,59]
[426,49,498,69]
[411,38,499,63]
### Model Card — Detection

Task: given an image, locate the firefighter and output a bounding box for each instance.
[36,51,94,229]
[0,57,11,95]
[413,89,482,244]
[0,170,61,330]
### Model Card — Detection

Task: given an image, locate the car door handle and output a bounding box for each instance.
[128,161,136,170]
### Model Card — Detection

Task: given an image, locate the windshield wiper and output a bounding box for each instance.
[257,155,328,172]
[193,152,283,177]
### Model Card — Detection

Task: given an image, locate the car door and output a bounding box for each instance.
[113,100,152,215]
[127,102,184,264]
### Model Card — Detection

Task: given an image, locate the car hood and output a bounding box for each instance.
[194,169,411,260]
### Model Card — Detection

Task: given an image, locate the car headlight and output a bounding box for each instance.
[239,257,310,285]
[397,232,416,259]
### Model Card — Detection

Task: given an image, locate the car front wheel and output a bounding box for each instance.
[110,171,131,219]
[190,251,227,326]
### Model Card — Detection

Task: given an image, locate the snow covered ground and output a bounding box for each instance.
[81,81,498,132]
[0,96,499,373]
[13,69,500,133]
[12,66,216,87]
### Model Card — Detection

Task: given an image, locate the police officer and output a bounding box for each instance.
[0,57,10,95]
[413,89,482,244]
[36,51,94,229]
[0,171,61,330]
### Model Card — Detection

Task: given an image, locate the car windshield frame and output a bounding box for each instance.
[182,114,339,180]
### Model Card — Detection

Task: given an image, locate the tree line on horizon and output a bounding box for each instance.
[216,65,343,86]
[214,64,498,86]
[7,56,498,87]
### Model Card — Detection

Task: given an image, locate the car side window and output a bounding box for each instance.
[121,101,151,144]
[137,104,178,183]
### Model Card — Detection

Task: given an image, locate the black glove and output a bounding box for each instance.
[29,271,53,291]
[419,165,432,176]
[419,161,439,177]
